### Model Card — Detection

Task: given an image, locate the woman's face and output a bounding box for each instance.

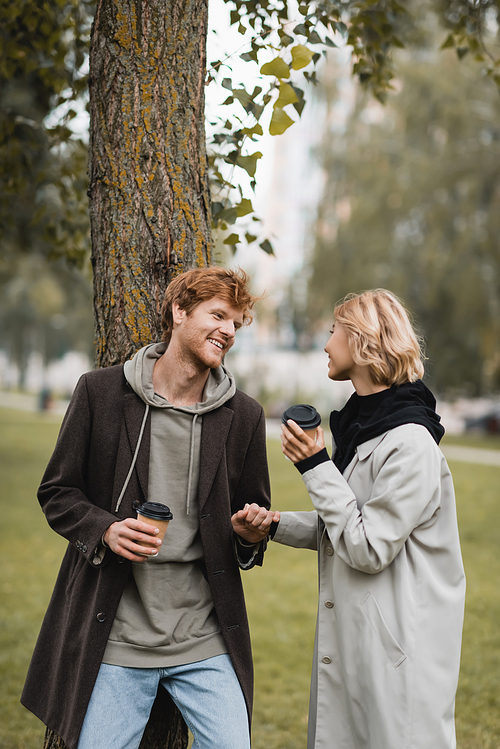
[324,322,356,382]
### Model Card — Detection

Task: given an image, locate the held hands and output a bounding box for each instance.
[103,518,162,563]
[281,420,325,464]
[231,503,281,544]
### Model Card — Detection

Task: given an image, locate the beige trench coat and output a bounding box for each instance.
[274,423,465,749]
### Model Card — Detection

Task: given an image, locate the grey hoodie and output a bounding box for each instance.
[102,343,236,668]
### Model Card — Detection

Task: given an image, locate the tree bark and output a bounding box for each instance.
[88,0,211,367]
[83,1,209,745]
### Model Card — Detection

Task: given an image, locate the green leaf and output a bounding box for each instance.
[293,23,307,36]
[308,30,322,45]
[241,123,263,137]
[222,78,232,91]
[269,107,295,136]
[324,36,337,48]
[240,51,257,63]
[291,45,314,70]
[236,198,253,217]
[218,208,238,225]
[456,47,469,60]
[235,152,263,177]
[259,239,274,255]
[233,88,253,110]
[275,82,299,108]
[293,98,306,116]
[278,30,294,47]
[245,233,258,244]
[260,56,290,79]
[223,233,240,245]
[440,34,455,50]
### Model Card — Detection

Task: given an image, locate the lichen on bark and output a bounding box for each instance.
[89,0,211,368]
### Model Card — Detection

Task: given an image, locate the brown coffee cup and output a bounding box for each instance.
[136,502,173,551]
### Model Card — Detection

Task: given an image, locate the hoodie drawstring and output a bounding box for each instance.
[185,413,199,516]
[115,404,150,512]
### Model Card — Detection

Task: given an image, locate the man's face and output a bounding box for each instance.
[172,296,244,370]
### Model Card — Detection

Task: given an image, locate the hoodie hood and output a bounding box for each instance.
[330,379,445,474]
[123,342,236,413]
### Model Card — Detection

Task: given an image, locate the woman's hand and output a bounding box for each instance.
[281,420,325,464]
[231,503,281,544]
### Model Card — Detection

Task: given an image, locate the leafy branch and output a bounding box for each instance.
[208,0,500,255]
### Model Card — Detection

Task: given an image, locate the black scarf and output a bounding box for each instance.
[330,380,444,474]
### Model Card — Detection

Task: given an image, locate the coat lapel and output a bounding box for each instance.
[198,406,234,512]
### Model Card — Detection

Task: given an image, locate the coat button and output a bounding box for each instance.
[82,545,88,553]
[325,600,334,608]
[325,547,334,556]
[96,612,106,623]
[322,656,332,664]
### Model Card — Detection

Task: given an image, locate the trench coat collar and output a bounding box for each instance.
[356,431,390,462]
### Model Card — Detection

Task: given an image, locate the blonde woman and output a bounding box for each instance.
[235,289,465,749]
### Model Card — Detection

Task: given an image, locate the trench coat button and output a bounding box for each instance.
[82,545,88,553]
[325,600,334,608]
[322,656,332,664]
[96,612,106,622]
[325,547,334,556]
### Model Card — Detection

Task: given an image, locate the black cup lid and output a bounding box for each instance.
[137,502,173,521]
[282,404,321,430]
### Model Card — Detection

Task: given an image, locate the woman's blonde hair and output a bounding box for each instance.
[333,289,425,386]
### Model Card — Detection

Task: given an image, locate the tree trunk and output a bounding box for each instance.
[88,0,212,368]
[82,1,210,745]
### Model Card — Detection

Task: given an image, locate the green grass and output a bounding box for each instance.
[442,432,500,451]
[1,408,499,748]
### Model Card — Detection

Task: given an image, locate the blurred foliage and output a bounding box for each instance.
[0,0,95,383]
[0,254,94,389]
[2,0,499,259]
[0,0,94,265]
[209,0,500,253]
[308,2,500,396]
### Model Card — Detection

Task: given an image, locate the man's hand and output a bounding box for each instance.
[281,419,325,464]
[231,503,280,544]
[103,518,162,562]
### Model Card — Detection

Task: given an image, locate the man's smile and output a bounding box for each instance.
[208,338,224,350]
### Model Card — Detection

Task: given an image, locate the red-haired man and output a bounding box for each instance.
[22,267,277,749]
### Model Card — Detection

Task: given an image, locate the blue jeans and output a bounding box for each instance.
[76,655,251,749]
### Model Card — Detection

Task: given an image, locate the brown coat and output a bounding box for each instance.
[21,364,271,749]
